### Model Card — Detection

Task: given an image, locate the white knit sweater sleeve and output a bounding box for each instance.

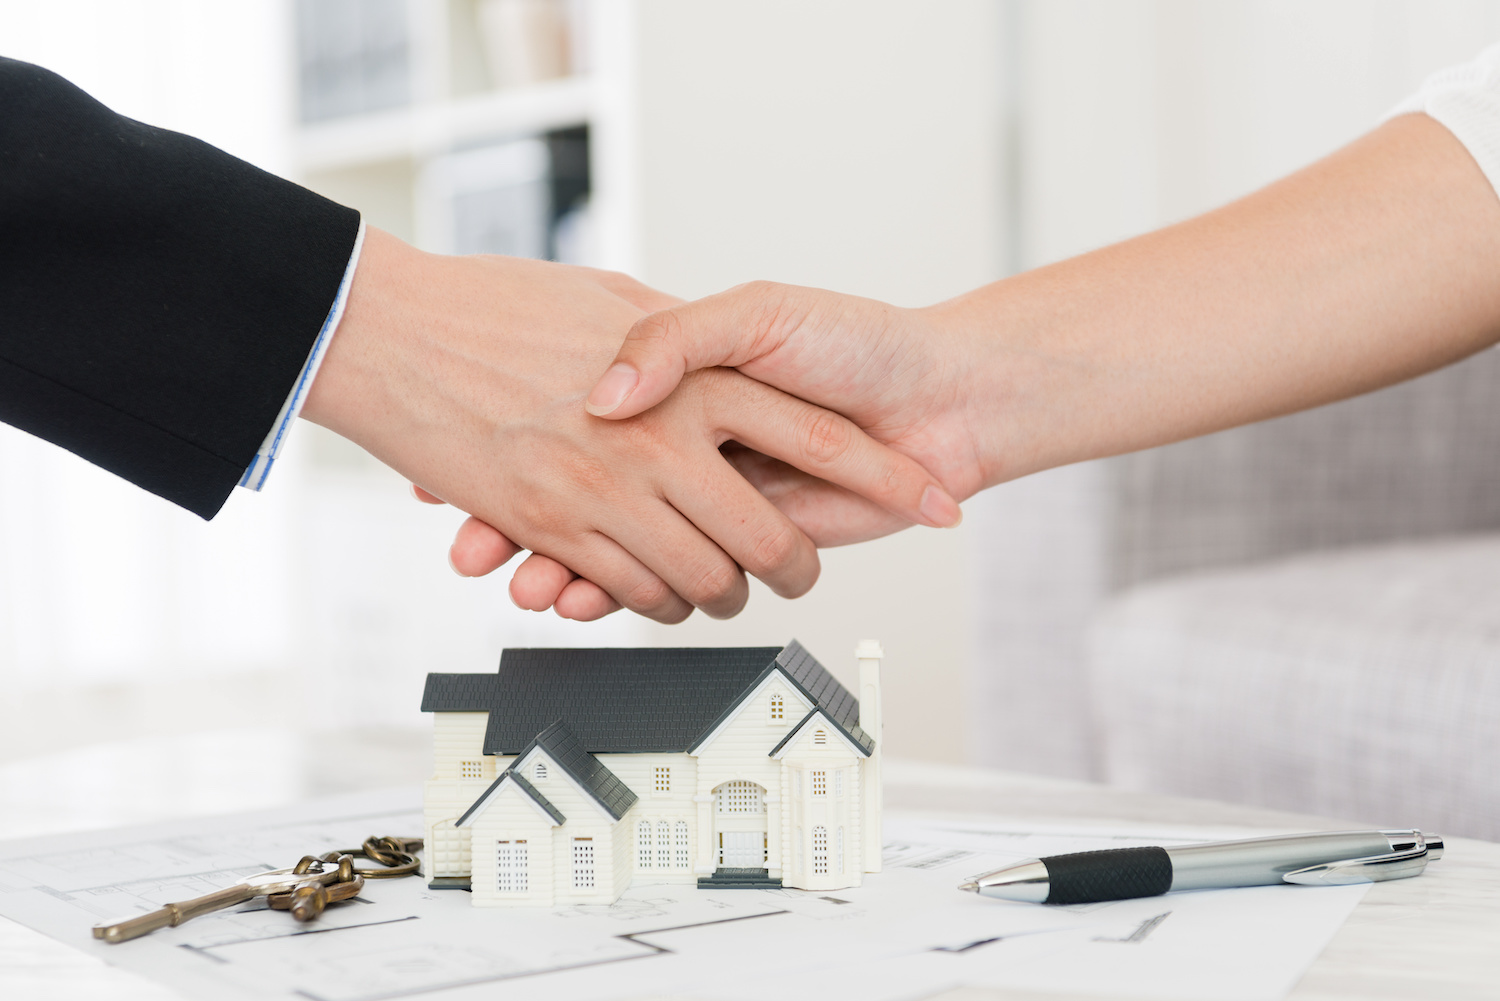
[1389,43,1500,200]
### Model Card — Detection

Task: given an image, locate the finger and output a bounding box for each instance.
[705,372,962,529]
[721,444,914,546]
[449,516,524,576]
[660,448,823,602]
[600,498,752,619]
[586,281,809,419]
[509,552,576,611]
[554,578,623,620]
[541,531,697,624]
[412,484,445,504]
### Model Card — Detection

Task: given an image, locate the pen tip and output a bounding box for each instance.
[957,880,978,893]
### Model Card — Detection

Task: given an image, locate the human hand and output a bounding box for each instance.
[303,229,959,623]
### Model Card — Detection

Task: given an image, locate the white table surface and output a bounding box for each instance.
[3,757,1496,1000]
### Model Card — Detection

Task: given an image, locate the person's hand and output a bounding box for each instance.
[302,228,959,623]
[483,281,987,617]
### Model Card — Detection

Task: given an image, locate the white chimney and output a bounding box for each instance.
[856,639,883,873]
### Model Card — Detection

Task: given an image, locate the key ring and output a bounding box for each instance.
[329,835,424,878]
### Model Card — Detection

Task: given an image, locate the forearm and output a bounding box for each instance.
[948,112,1500,488]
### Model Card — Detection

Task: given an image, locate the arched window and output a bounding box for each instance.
[813,826,828,874]
[637,820,653,868]
[674,821,690,868]
[769,692,784,721]
[534,761,548,782]
[657,821,672,869]
[715,780,764,814]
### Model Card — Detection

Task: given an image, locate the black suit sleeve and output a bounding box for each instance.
[0,57,361,519]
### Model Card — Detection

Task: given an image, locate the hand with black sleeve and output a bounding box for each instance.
[0,57,960,623]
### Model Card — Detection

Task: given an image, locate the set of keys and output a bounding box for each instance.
[93,835,423,944]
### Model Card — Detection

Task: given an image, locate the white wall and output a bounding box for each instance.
[619,0,1008,764]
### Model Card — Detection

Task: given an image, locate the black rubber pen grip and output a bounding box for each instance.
[1040,846,1173,904]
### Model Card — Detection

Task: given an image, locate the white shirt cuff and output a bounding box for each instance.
[238,219,367,492]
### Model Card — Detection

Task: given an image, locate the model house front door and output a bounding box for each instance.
[719,831,763,868]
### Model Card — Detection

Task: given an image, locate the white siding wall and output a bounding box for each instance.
[469,786,557,907]
[422,712,496,879]
[778,727,863,891]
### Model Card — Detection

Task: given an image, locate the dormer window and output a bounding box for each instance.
[770,692,784,721]
[534,761,548,782]
[813,728,827,746]
[460,760,483,780]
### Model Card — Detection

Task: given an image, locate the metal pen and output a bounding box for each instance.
[958,829,1443,904]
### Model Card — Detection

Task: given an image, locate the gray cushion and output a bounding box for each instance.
[1088,534,1500,839]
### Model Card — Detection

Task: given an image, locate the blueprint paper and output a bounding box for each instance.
[0,789,1365,1001]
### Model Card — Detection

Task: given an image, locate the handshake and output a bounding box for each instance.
[302,228,980,624]
[301,113,1500,623]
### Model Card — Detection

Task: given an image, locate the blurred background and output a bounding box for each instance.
[3,1,1499,839]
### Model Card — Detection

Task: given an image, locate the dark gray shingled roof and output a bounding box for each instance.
[456,768,565,827]
[520,721,638,820]
[421,641,872,757]
[420,672,500,712]
[768,707,875,757]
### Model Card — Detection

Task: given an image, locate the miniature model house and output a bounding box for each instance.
[421,640,884,906]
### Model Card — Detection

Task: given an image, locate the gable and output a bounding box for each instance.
[685,667,813,756]
[769,707,873,758]
[456,771,564,828]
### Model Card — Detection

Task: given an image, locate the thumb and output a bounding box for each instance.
[585,280,807,420]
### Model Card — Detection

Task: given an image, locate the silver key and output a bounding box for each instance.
[93,854,353,944]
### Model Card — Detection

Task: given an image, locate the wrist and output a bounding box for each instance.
[301,227,428,450]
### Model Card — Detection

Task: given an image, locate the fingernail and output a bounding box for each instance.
[920,485,963,528]
[585,363,640,416]
[448,548,469,577]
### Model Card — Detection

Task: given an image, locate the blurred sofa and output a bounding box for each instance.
[972,349,1500,839]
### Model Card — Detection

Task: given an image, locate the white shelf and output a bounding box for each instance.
[295,74,594,174]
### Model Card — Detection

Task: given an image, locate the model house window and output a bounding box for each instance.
[837,827,844,874]
[460,760,483,780]
[715,780,764,814]
[769,692,784,720]
[657,820,672,868]
[572,838,595,889]
[674,821,690,869]
[496,839,528,892]
[813,826,828,875]
[654,766,670,792]
[813,728,827,745]
[534,761,548,782]
[637,820,653,868]
[835,770,843,797]
[811,770,827,797]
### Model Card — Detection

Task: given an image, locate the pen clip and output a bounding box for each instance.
[1282,831,1432,886]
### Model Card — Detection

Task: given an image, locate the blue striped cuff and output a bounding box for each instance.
[238,220,367,492]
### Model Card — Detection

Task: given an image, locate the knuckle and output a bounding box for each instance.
[624,575,675,613]
[800,410,853,464]
[686,559,742,608]
[629,308,684,350]
[744,520,802,578]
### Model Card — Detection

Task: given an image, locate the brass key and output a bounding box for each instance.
[93,853,354,944]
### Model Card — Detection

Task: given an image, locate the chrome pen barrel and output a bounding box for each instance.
[1167,830,1407,890]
